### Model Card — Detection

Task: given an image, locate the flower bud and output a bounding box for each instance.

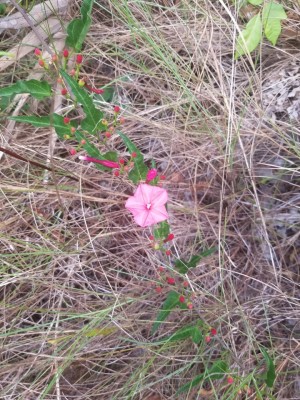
[63,117,70,124]
[70,148,76,155]
[114,170,120,177]
[165,250,171,256]
[205,335,211,343]
[105,132,111,139]
[179,295,185,303]
[76,54,83,64]
[211,328,217,336]
[166,277,175,285]
[52,54,58,62]
[146,169,158,182]
[70,69,76,76]
[38,59,45,67]
[113,105,121,113]
[34,48,42,56]
[155,286,162,294]
[63,49,69,58]
[227,377,234,384]
[61,88,68,95]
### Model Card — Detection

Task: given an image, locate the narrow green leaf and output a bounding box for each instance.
[176,361,228,394]
[191,327,203,344]
[235,13,262,59]
[74,131,109,171]
[151,291,180,334]
[117,130,148,183]
[174,247,217,274]
[10,114,74,140]
[0,80,52,99]
[154,221,170,241]
[60,70,104,134]
[261,348,276,388]
[247,0,263,5]
[262,2,287,45]
[66,0,94,52]
[163,325,195,343]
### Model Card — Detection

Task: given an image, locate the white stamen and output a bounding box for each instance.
[146,203,152,210]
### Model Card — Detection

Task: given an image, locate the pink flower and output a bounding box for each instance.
[125,184,168,227]
[146,168,158,182]
[78,155,119,169]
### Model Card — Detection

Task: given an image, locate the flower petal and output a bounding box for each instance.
[125,195,145,213]
[133,210,151,227]
[150,187,168,207]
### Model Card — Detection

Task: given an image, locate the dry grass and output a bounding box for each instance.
[0,0,300,399]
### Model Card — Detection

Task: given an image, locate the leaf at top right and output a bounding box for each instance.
[262,2,287,46]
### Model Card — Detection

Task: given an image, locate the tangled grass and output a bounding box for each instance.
[0,0,299,398]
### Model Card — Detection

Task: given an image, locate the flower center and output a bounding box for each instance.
[146,203,152,210]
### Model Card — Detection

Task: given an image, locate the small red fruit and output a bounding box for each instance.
[70,148,76,156]
[166,277,175,285]
[114,170,120,177]
[119,159,125,165]
[205,335,211,343]
[57,77,63,84]
[165,250,171,256]
[70,127,76,133]
[187,303,193,310]
[61,88,68,95]
[38,59,45,67]
[113,105,121,113]
[211,328,217,336]
[183,281,189,288]
[52,54,58,62]
[158,266,164,272]
[179,295,185,303]
[155,286,162,294]
[63,117,70,124]
[76,54,83,64]
[227,377,234,384]
[149,235,154,241]
[34,48,42,56]
[105,132,111,139]
[131,152,137,158]
[63,49,69,58]
[81,139,86,145]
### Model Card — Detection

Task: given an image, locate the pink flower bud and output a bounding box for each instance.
[179,295,185,303]
[63,49,69,58]
[34,48,42,56]
[113,105,121,113]
[146,169,158,182]
[76,54,83,64]
[78,155,119,169]
[211,328,217,336]
[70,148,76,156]
[166,277,175,285]
[227,377,234,384]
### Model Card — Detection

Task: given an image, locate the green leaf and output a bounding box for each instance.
[74,131,110,171]
[176,361,228,394]
[191,327,203,344]
[235,13,262,59]
[0,80,52,99]
[117,130,149,183]
[151,291,180,334]
[174,247,217,274]
[66,0,94,52]
[247,0,263,5]
[163,325,195,343]
[262,2,287,45]
[9,114,75,140]
[60,70,104,134]
[154,221,170,241]
[261,348,276,388]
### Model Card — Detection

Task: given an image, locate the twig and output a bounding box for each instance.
[9,0,54,55]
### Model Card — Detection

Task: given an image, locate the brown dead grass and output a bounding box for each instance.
[0,0,300,399]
